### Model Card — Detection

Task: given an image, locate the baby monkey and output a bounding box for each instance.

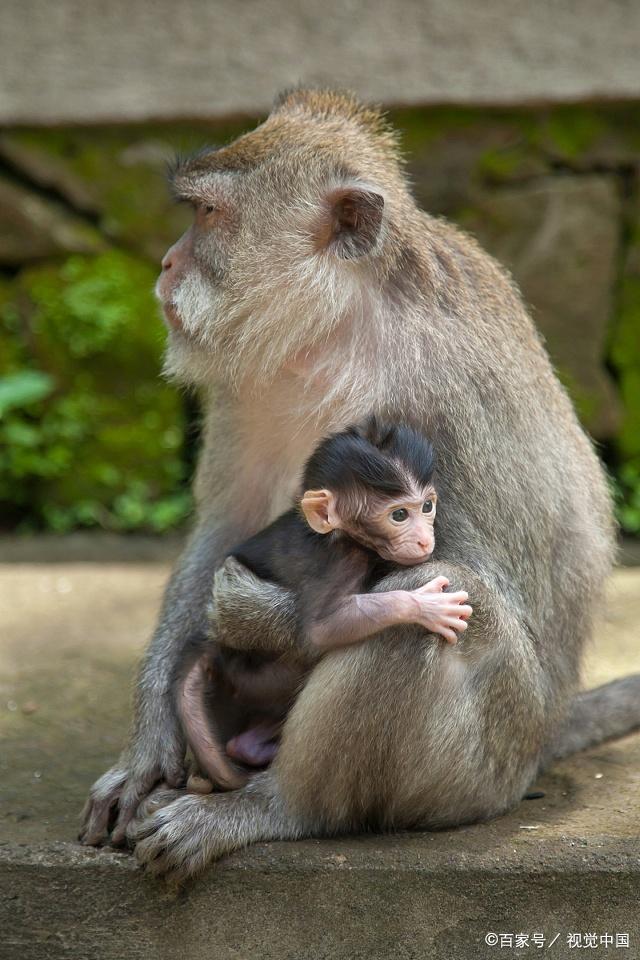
[179,417,472,787]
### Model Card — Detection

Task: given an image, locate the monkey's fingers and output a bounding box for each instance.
[110,767,167,847]
[447,602,473,620]
[444,591,470,606]
[418,576,450,594]
[446,615,469,634]
[436,625,459,645]
[79,766,128,846]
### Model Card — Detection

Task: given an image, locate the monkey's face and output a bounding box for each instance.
[302,483,437,566]
[155,92,407,386]
[155,172,242,382]
[349,486,438,565]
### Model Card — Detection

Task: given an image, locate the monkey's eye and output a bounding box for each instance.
[422,500,434,514]
[391,508,409,523]
[204,205,216,214]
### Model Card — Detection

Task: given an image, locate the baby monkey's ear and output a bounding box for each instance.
[300,489,342,534]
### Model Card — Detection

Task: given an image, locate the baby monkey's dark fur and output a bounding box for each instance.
[178,417,469,784]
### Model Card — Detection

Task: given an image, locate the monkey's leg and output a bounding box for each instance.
[128,561,544,880]
[128,773,305,883]
[129,562,640,882]
[211,556,303,655]
[80,521,234,847]
[177,654,248,790]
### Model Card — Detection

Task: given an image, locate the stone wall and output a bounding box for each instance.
[2,0,640,123]
[1,105,639,531]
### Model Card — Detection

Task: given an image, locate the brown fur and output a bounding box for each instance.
[79,90,639,882]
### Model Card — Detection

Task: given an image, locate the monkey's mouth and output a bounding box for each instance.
[161,302,185,333]
[381,550,432,566]
[395,555,431,566]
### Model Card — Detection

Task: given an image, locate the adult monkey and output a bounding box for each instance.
[80,90,640,880]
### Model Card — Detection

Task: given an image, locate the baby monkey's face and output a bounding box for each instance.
[301,483,438,566]
[349,485,438,565]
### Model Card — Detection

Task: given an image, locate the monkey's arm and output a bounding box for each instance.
[307,579,471,650]
[80,519,235,847]
[214,557,471,653]
[212,556,303,655]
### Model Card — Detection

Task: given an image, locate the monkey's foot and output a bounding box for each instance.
[127,784,248,883]
[79,744,186,847]
[127,774,300,883]
[126,787,209,882]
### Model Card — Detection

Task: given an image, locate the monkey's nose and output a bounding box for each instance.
[161,253,173,271]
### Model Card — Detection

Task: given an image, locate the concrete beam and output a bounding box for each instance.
[2,0,640,125]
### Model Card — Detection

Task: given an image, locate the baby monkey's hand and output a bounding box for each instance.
[404,576,472,644]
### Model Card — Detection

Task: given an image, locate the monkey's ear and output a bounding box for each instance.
[300,489,342,534]
[317,185,385,259]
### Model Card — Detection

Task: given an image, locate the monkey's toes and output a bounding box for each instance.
[130,795,215,882]
[79,766,128,846]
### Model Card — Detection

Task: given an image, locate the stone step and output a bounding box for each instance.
[1,559,639,959]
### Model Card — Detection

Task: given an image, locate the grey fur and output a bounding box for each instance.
[80,90,638,881]
[543,674,640,764]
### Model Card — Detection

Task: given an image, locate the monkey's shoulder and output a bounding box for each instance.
[228,509,322,586]
[228,509,372,593]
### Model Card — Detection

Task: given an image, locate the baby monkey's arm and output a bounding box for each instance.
[309,576,472,650]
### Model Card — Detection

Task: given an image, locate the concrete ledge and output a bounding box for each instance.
[1,560,639,958]
[3,825,640,960]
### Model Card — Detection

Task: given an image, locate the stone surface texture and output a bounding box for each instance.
[2,0,640,124]
[0,555,639,958]
[0,176,104,264]
[463,176,622,438]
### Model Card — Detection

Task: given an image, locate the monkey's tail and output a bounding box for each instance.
[542,674,640,767]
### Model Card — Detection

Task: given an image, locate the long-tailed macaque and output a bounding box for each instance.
[178,417,471,781]
[80,89,640,882]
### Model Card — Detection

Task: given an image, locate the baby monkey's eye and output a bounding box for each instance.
[204,205,216,214]
[422,500,434,514]
[391,508,409,523]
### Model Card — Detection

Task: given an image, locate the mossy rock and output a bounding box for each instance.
[0,122,251,262]
[458,175,622,440]
[611,275,640,462]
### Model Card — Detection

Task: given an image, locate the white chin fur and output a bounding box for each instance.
[163,332,215,386]
[172,271,221,341]
[161,270,222,385]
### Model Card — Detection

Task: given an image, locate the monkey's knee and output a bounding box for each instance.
[271,649,402,827]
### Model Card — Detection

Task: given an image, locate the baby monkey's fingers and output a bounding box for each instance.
[447,602,473,620]
[437,625,459,644]
[417,576,450,594]
[445,590,470,606]
[434,616,468,645]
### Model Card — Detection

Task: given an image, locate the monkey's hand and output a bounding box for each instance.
[79,732,186,848]
[404,576,472,645]
[212,556,300,655]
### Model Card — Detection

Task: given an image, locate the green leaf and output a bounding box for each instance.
[0,371,55,416]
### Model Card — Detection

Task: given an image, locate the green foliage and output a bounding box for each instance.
[2,108,640,535]
[613,462,640,535]
[0,250,191,532]
[608,229,640,534]
[610,273,640,461]
[0,370,55,415]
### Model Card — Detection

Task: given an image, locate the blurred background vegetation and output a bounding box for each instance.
[1,106,639,535]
